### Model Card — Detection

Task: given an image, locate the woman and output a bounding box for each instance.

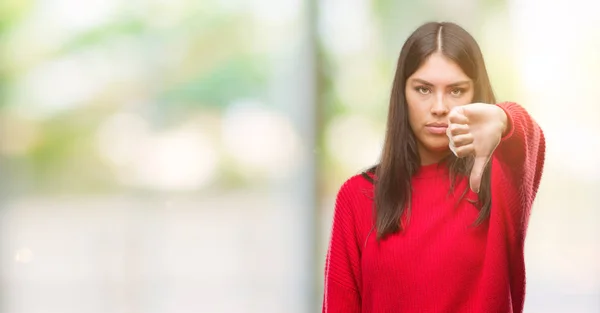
[322,22,545,313]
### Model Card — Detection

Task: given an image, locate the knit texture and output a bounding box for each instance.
[322,102,546,313]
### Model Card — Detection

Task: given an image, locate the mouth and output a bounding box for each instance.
[425,123,448,135]
[426,122,448,128]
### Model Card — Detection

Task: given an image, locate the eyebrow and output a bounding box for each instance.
[411,78,471,87]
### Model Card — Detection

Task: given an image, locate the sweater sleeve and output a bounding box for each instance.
[494,102,546,222]
[322,179,362,313]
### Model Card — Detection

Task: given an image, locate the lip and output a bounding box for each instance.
[425,123,448,135]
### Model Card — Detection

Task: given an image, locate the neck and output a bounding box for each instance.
[419,149,451,166]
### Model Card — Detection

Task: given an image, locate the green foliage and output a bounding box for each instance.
[0,0,32,33]
[0,0,33,110]
[56,19,147,54]
[22,110,114,193]
[160,55,268,109]
[371,0,429,56]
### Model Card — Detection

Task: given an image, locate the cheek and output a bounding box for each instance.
[406,102,421,128]
[405,92,427,123]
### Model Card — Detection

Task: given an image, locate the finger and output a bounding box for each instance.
[453,143,475,158]
[449,139,458,156]
[447,123,469,136]
[470,155,490,193]
[450,133,474,146]
[448,106,469,124]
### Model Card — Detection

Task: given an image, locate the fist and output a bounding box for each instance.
[446,103,508,193]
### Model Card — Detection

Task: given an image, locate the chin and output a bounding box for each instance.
[423,139,450,152]
[428,146,450,154]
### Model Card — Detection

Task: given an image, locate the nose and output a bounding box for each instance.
[430,92,448,116]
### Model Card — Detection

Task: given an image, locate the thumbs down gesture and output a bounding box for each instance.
[446,103,508,193]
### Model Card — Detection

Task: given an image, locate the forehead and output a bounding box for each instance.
[408,53,471,85]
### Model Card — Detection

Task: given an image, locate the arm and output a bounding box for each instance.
[494,102,546,207]
[322,180,362,313]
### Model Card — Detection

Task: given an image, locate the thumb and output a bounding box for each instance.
[448,106,469,124]
[470,155,489,193]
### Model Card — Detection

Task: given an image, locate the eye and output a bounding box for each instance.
[450,88,465,96]
[415,86,431,95]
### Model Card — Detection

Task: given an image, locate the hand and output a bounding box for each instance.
[446,103,508,193]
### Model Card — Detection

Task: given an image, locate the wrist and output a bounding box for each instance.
[496,105,508,136]
[495,102,515,141]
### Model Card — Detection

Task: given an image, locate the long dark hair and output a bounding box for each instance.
[371,22,496,240]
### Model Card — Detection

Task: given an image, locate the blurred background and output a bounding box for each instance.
[0,0,598,312]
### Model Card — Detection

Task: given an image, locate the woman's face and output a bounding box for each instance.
[405,52,474,165]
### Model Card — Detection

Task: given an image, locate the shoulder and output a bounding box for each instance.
[338,170,374,193]
[334,171,375,209]
[331,172,375,239]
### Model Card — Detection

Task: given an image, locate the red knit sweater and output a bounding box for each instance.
[322,102,546,313]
